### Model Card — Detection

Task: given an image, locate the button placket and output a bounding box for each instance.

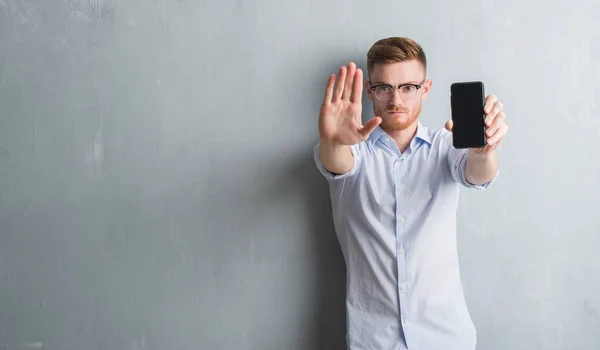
[394,159,412,334]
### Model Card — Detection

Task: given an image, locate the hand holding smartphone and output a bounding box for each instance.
[450,81,487,149]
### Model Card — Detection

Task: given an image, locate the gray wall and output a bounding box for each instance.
[1,1,599,349]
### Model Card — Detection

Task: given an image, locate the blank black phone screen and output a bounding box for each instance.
[450,81,486,149]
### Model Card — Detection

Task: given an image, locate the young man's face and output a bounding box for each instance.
[366,60,431,132]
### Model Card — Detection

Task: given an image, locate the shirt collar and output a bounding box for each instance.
[369,121,432,146]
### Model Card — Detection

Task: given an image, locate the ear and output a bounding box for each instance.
[365,80,374,101]
[421,79,432,100]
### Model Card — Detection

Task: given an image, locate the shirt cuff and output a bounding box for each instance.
[313,143,361,181]
[457,150,499,190]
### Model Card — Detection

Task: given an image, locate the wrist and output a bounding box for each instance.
[320,138,346,151]
[468,149,496,161]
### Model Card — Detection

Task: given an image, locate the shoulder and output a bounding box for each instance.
[417,123,453,151]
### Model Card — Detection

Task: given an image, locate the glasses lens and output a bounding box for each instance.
[375,85,419,101]
[400,85,418,99]
[375,86,392,101]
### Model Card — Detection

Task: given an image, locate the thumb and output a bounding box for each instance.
[445,120,453,131]
[359,116,382,139]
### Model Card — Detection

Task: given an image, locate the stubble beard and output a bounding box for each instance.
[378,104,421,131]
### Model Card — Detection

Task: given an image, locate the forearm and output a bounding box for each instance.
[318,139,354,175]
[465,150,498,185]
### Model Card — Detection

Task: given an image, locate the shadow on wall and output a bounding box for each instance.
[285,52,372,350]
[289,150,347,350]
[242,51,370,349]
[205,145,348,349]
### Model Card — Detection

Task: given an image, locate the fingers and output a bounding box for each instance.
[479,95,508,149]
[328,63,362,104]
[332,65,347,102]
[323,74,335,105]
[486,111,505,136]
[359,116,382,139]
[487,123,508,145]
[484,94,498,115]
[485,101,503,127]
[342,63,356,101]
[350,68,363,103]
[485,110,507,145]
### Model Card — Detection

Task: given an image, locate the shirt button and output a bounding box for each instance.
[400,284,408,290]
[399,216,405,223]
[386,138,390,142]
[398,186,403,192]
[403,318,410,325]
[400,248,406,255]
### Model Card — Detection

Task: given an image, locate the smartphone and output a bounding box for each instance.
[450,81,486,149]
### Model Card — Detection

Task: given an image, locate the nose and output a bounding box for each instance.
[390,88,405,106]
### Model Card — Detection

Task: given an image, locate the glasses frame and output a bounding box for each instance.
[369,79,426,101]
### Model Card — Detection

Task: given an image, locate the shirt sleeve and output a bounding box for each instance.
[444,131,498,190]
[313,142,363,182]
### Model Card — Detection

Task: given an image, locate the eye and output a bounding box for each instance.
[376,86,393,93]
[401,85,416,93]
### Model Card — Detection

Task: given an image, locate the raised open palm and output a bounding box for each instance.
[319,62,381,145]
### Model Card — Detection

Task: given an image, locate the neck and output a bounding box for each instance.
[384,121,419,153]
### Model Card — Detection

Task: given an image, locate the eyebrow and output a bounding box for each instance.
[370,80,423,85]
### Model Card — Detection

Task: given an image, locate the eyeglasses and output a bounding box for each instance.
[369,80,426,101]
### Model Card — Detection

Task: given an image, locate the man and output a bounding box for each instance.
[313,37,508,350]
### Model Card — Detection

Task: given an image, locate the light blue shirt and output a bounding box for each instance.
[313,122,497,350]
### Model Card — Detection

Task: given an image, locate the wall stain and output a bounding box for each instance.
[584,300,599,318]
[64,0,114,25]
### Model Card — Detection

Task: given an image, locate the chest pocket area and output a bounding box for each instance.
[406,185,433,215]
[374,171,434,223]
[376,184,397,222]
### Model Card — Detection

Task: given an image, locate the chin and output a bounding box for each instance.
[382,123,410,131]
